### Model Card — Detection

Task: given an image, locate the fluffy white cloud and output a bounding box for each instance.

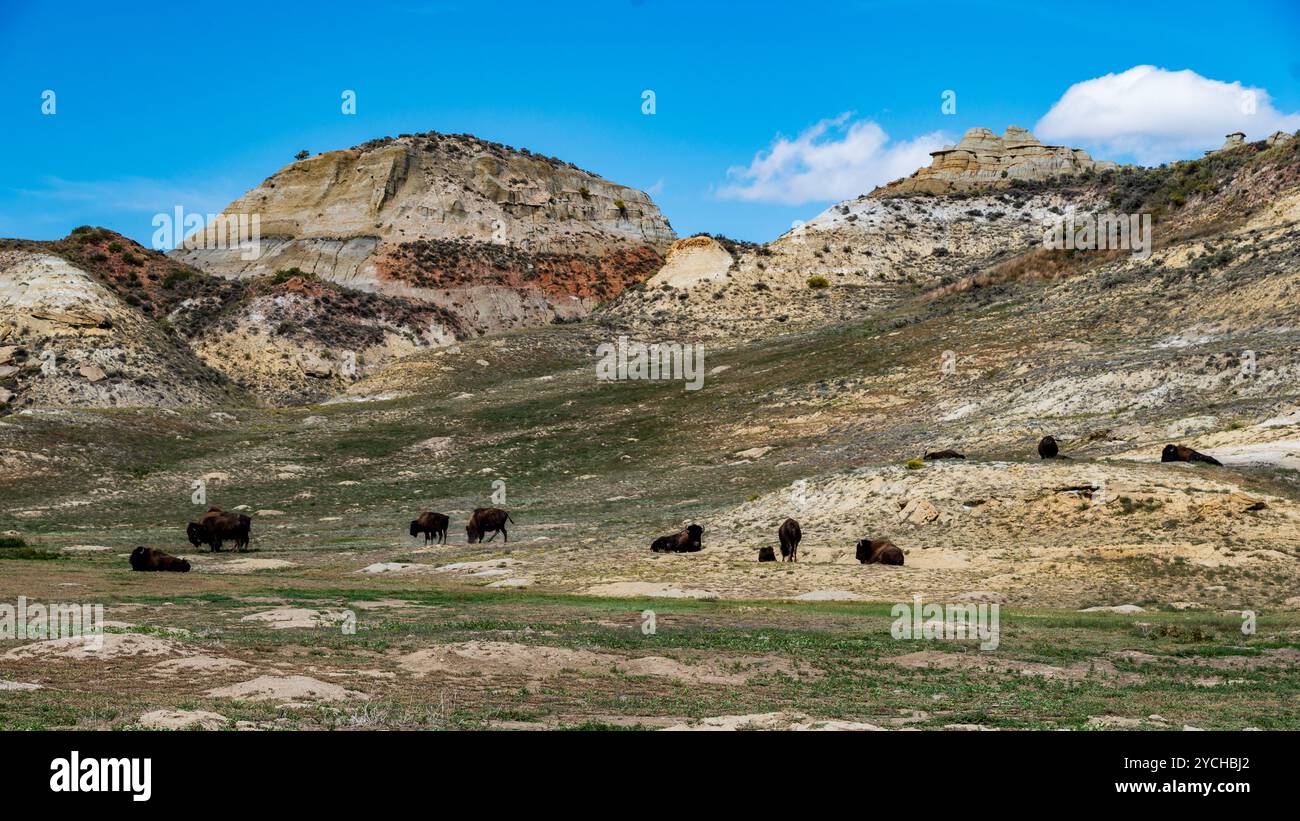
[718,114,947,205]
[1036,65,1300,164]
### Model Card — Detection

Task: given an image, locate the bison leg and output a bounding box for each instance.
[501,526,507,543]
[485,529,498,543]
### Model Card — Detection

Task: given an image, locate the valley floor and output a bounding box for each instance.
[2,310,1299,729]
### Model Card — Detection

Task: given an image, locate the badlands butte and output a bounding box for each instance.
[3,125,1300,730]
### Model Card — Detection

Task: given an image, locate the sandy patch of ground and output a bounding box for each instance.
[206,675,368,703]
[138,709,229,730]
[582,582,719,600]
[0,680,41,690]
[661,712,885,731]
[61,544,114,552]
[193,557,297,573]
[396,641,810,685]
[147,655,251,676]
[240,607,350,629]
[358,562,433,574]
[4,633,190,661]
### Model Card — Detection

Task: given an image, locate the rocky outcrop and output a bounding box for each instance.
[647,236,735,288]
[173,131,676,335]
[877,126,1117,196]
[1207,132,1248,155]
[1267,130,1296,149]
[0,246,240,408]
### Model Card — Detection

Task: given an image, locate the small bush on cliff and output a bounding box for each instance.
[807,276,829,289]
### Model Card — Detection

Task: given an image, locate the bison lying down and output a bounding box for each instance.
[924,449,965,460]
[1162,444,1222,466]
[651,524,703,553]
[856,539,904,565]
[466,507,512,543]
[186,507,251,552]
[130,546,190,572]
[758,546,776,562]
[410,511,449,545]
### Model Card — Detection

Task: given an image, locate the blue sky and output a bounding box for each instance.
[2,0,1298,245]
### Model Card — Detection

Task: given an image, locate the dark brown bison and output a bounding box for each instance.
[778,518,802,562]
[130,546,190,572]
[650,524,703,553]
[924,449,965,460]
[186,506,251,552]
[758,546,776,562]
[1038,436,1059,459]
[1162,444,1222,466]
[856,539,904,565]
[410,512,449,545]
[465,507,513,543]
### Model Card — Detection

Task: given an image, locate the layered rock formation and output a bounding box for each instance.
[0,244,239,407]
[174,131,675,334]
[877,126,1117,196]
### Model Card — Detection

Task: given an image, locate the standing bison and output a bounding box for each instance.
[186,507,251,552]
[466,507,513,543]
[856,539,904,566]
[650,524,703,553]
[410,512,450,545]
[130,546,191,572]
[778,518,802,562]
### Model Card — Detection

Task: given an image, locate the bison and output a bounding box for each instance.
[410,511,449,545]
[1038,436,1059,459]
[465,507,513,543]
[186,507,251,552]
[856,539,904,566]
[924,449,965,460]
[758,546,777,562]
[1162,444,1222,466]
[650,524,703,553]
[130,546,190,572]
[778,518,802,562]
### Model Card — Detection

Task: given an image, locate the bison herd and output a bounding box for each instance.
[930,436,1224,466]
[128,438,1226,573]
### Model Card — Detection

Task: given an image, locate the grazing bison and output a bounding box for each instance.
[130,546,190,572]
[924,449,965,460]
[1164,441,1222,467]
[186,507,251,552]
[465,507,513,543]
[856,539,904,566]
[778,518,802,562]
[410,512,449,545]
[650,524,703,553]
[758,546,777,562]
[1038,436,1059,459]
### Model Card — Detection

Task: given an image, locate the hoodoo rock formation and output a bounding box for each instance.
[877,126,1118,196]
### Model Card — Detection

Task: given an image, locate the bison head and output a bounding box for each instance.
[409,520,420,538]
[186,522,205,548]
[175,558,192,572]
[1161,444,1179,462]
[685,524,703,549]
[465,524,480,544]
[855,540,872,563]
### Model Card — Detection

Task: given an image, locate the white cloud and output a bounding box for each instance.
[719,114,947,205]
[1035,65,1300,164]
